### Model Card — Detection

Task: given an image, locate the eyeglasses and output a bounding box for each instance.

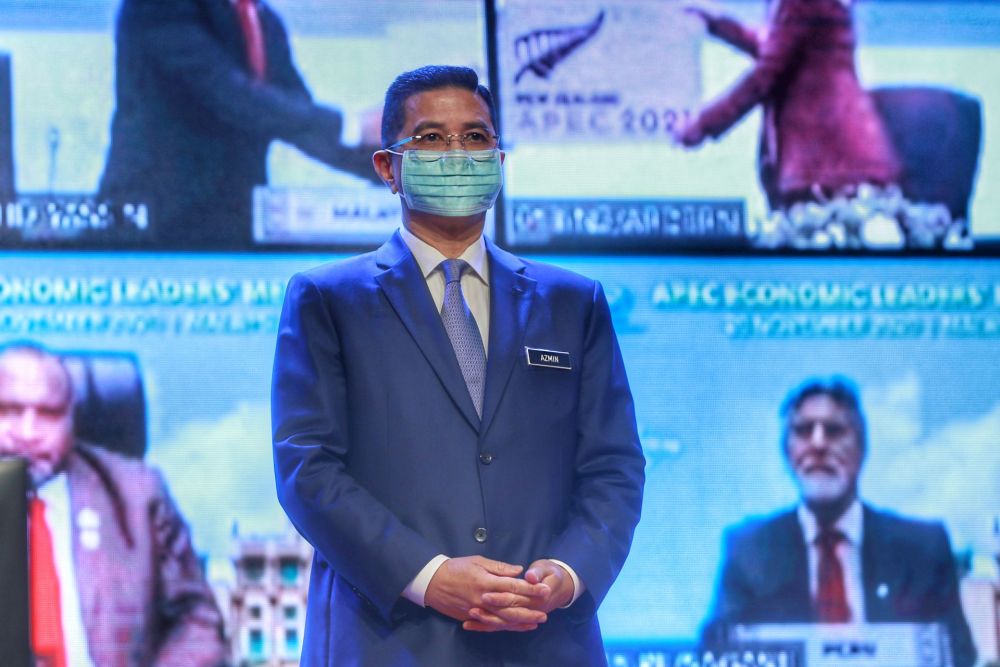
[790,419,852,441]
[386,131,499,152]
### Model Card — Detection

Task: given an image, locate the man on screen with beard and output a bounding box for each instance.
[702,377,975,667]
[0,342,225,666]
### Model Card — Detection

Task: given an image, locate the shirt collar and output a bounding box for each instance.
[798,499,863,546]
[35,470,70,515]
[398,225,489,285]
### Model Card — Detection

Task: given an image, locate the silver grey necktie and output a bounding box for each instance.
[439,259,486,417]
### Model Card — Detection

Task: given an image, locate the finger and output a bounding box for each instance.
[478,595,551,619]
[470,606,547,626]
[467,607,511,627]
[480,591,542,608]
[476,557,524,578]
[495,575,548,598]
[525,563,561,588]
[462,620,501,633]
[463,620,539,633]
[482,605,547,625]
[525,563,557,585]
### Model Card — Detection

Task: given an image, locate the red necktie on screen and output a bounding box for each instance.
[30,497,68,667]
[815,528,851,623]
[235,0,268,81]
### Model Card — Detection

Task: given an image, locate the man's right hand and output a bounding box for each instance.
[683,1,722,28]
[672,113,707,148]
[424,556,549,632]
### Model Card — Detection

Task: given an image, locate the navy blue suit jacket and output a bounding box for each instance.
[702,505,976,667]
[272,232,645,666]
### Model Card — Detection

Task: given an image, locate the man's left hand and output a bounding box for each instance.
[465,559,575,632]
[672,113,706,147]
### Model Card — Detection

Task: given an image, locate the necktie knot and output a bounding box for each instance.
[440,258,468,285]
[816,528,847,551]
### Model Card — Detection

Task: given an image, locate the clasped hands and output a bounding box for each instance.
[423,555,575,632]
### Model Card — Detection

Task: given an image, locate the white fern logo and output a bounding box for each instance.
[513,11,606,84]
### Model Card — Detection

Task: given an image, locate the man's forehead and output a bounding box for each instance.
[793,394,849,420]
[0,352,71,404]
[401,87,492,131]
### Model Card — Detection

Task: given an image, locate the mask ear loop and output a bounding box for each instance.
[373,149,400,194]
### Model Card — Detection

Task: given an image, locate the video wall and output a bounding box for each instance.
[1,1,998,666]
[490,0,1000,252]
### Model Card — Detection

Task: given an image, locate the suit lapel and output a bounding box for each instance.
[773,510,814,619]
[480,240,535,437]
[65,452,111,661]
[375,231,481,430]
[861,505,902,621]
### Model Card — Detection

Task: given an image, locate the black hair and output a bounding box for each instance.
[381,65,498,148]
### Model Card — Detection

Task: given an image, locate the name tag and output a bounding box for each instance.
[525,347,572,370]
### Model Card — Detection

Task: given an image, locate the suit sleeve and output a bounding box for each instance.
[706,14,760,57]
[695,0,811,138]
[119,0,376,177]
[271,273,441,622]
[148,471,227,667]
[544,281,645,616]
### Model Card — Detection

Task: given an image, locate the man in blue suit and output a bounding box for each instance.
[702,377,976,667]
[271,65,645,666]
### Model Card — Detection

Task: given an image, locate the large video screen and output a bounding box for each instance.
[2,252,998,664]
[0,0,487,250]
[489,0,1000,252]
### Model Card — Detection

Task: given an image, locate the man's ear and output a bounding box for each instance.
[371,150,398,193]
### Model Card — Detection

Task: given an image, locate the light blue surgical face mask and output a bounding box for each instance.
[395,149,503,217]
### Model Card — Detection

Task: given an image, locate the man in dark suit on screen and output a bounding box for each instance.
[271,65,645,666]
[702,377,976,667]
[98,0,379,249]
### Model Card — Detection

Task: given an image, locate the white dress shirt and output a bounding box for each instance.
[397,226,583,608]
[399,225,490,350]
[798,499,866,622]
[37,472,96,666]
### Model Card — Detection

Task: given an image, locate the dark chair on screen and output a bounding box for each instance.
[0,52,14,203]
[63,352,148,459]
[869,86,983,221]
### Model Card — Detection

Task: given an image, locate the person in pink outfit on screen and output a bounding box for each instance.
[675,0,900,209]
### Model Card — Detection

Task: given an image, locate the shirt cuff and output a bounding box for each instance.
[547,558,585,607]
[402,554,450,607]
[340,111,361,146]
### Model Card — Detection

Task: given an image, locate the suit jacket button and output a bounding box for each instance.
[479,453,493,465]
[473,527,488,543]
